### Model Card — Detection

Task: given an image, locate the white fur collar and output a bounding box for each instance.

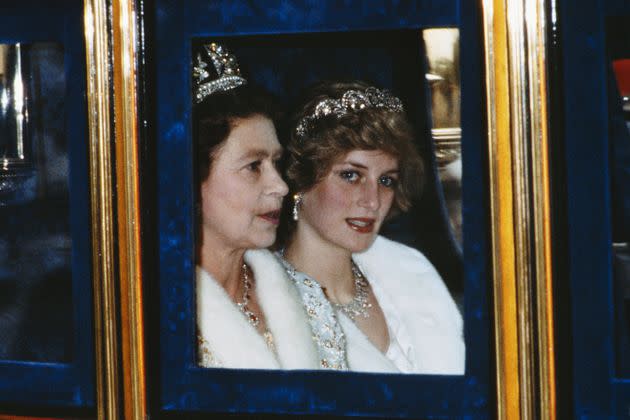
[338,314,399,373]
[196,249,319,369]
[352,236,465,374]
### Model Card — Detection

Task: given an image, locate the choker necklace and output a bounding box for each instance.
[332,262,372,320]
[237,263,260,327]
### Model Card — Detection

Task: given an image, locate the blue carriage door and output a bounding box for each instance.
[559,0,630,417]
[156,0,490,417]
[0,0,94,409]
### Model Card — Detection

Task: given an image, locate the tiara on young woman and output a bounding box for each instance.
[294,87,404,139]
[193,42,247,104]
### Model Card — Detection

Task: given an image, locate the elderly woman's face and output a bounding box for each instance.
[299,149,399,254]
[200,114,288,251]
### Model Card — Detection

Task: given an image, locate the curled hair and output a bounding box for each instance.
[194,84,281,185]
[285,80,424,213]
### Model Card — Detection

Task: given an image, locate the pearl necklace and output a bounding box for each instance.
[331,261,372,320]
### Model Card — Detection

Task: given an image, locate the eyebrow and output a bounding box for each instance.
[342,161,400,174]
[239,148,283,161]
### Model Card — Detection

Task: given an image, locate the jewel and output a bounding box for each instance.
[294,88,403,140]
[237,263,260,328]
[331,261,372,320]
[193,42,247,104]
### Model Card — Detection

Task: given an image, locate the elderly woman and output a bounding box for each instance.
[277,81,465,373]
[193,43,319,369]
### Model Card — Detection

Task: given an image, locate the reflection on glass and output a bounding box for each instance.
[422,29,462,246]
[1,43,35,205]
[0,43,72,362]
[610,19,630,375]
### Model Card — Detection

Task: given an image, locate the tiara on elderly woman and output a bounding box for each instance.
[193,42,247,104]
[294,87,404,139]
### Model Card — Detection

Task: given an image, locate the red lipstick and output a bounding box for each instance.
[345,217,375,233]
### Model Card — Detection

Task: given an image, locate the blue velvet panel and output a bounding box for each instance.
[157,0,490,417]
[561,0,630,417]
[0,0,94,408]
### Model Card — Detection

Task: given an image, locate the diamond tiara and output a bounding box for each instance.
[294,87,404,139]
[193,42,247,104]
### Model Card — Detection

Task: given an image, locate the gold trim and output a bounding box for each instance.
[84,1,120,419]
[482,0,521,418]
[506,1,536,417]
[483,0,556,418]
[112,1,146,419]
[528,0,556,417]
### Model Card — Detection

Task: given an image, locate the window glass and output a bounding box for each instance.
[608,16,630,377]
[0,42,72,362]
[423,29,462,247]
[192,31,465,374]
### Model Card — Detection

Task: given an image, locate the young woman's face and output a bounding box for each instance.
[200,114,289,252]
[298,149,399,254]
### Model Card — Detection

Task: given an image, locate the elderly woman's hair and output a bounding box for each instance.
[194,84,281,184]
[285,80,424,213]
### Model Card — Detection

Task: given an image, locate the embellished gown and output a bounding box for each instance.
[280,235,465,374]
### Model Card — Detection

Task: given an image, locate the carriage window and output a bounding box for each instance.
[156,0,490,412]
[423,28,462,247]
[0,42,72,362]
[192,32,465,374]
[608,16,630,377]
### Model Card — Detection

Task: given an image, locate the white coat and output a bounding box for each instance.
[345,235,465,374]
[196,249,320,369]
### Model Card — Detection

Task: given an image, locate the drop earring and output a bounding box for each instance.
[292,193,303,221]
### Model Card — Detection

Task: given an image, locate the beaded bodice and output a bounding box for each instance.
[276,254,349,370]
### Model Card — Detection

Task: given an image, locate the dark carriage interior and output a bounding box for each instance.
[608,14,630,377]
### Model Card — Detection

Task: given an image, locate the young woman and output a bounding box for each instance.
[193,43,319,369]
[277,81,465,373]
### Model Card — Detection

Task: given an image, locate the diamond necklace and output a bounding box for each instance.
[237,263,260,327]
[331,262,372,320]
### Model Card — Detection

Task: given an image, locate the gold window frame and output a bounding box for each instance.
[84,0,145,418]
[83,1,557,419]
[482,0,556,418]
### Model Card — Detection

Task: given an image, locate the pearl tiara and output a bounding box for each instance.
[294,87,404,139]
[193,42,247,104]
